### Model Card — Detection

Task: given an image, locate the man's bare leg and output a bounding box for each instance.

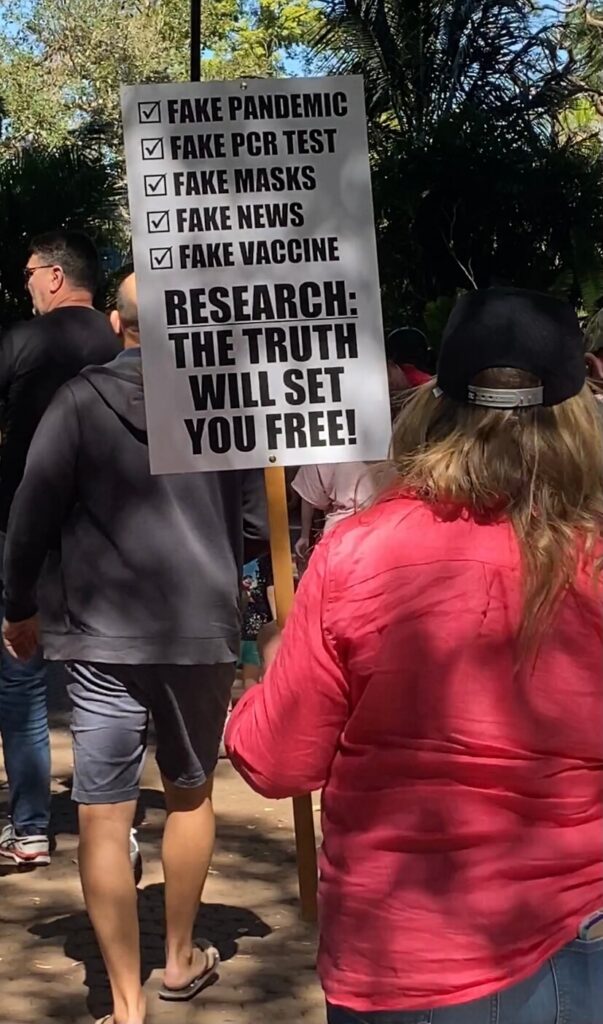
[78,801,146,1024]
[162,776,216,989]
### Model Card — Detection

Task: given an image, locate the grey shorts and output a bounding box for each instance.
[65,661,234,805]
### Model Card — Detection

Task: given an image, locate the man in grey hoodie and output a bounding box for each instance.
[2,271,268,1024]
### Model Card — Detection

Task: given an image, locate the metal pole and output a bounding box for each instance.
[190,0,201,81]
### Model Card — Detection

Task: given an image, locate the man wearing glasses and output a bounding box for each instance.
[0,229,119,867]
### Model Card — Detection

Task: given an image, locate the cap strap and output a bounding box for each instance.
[466,385,544,409]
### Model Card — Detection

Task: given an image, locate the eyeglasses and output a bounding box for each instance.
[23,265,55,283]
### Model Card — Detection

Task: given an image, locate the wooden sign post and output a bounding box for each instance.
[264,465,318,923]
[187,6,318,925]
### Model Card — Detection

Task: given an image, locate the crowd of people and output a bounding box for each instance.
[0,231,602,1024]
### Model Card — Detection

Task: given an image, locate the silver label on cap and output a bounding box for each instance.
[466,385,544,409]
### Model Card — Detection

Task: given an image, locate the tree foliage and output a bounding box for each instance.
[1,0,603,334]
[0,0,323,323]
[205,0,323,79]
[371,120,603,330]
[0,145,124,323]
[0,0,323,151]
[563,0,603,114]
[317,0,603,329]
[318,0,590,139]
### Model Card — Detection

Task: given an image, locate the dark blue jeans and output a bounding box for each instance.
[0,610,50,836]
[327,936,603,1024]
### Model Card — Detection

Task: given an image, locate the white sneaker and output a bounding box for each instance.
[219,703,232,758]
[130,827,142,881]
[0,823,50,866]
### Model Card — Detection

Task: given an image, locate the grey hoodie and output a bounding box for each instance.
[3,348,268,664]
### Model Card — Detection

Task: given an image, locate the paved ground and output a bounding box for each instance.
[0,673,323,1024]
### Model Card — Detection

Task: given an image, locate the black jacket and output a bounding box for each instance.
[4,349,268,664]
[0,306,120,531]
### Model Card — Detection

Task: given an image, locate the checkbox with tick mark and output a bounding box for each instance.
[149,247,173,270]
[138,101,161,124]
[147,210,170,233]
[141,137,164,160]
[144,174,167,197]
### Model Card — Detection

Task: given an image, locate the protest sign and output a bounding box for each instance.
[121,76,391,474]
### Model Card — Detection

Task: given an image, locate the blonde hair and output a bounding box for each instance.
[389,372,603,653]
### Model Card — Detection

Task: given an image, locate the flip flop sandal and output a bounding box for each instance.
[158,942,220,1002]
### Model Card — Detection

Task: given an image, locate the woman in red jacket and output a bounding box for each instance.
[226,287,603,1024]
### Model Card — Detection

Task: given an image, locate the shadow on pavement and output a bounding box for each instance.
[30,892,271,1019]
[2,667,319,1020]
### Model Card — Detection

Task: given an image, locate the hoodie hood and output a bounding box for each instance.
[80,348,148,436]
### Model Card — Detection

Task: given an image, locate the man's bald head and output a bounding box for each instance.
[110,270,140,348]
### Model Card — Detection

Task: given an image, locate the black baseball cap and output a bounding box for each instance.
[437,287,585,409]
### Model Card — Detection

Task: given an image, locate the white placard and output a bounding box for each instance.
[121,76,391,473]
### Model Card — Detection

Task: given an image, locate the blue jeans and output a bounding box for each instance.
[326,936,603,1024]
[0,609,50,836]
